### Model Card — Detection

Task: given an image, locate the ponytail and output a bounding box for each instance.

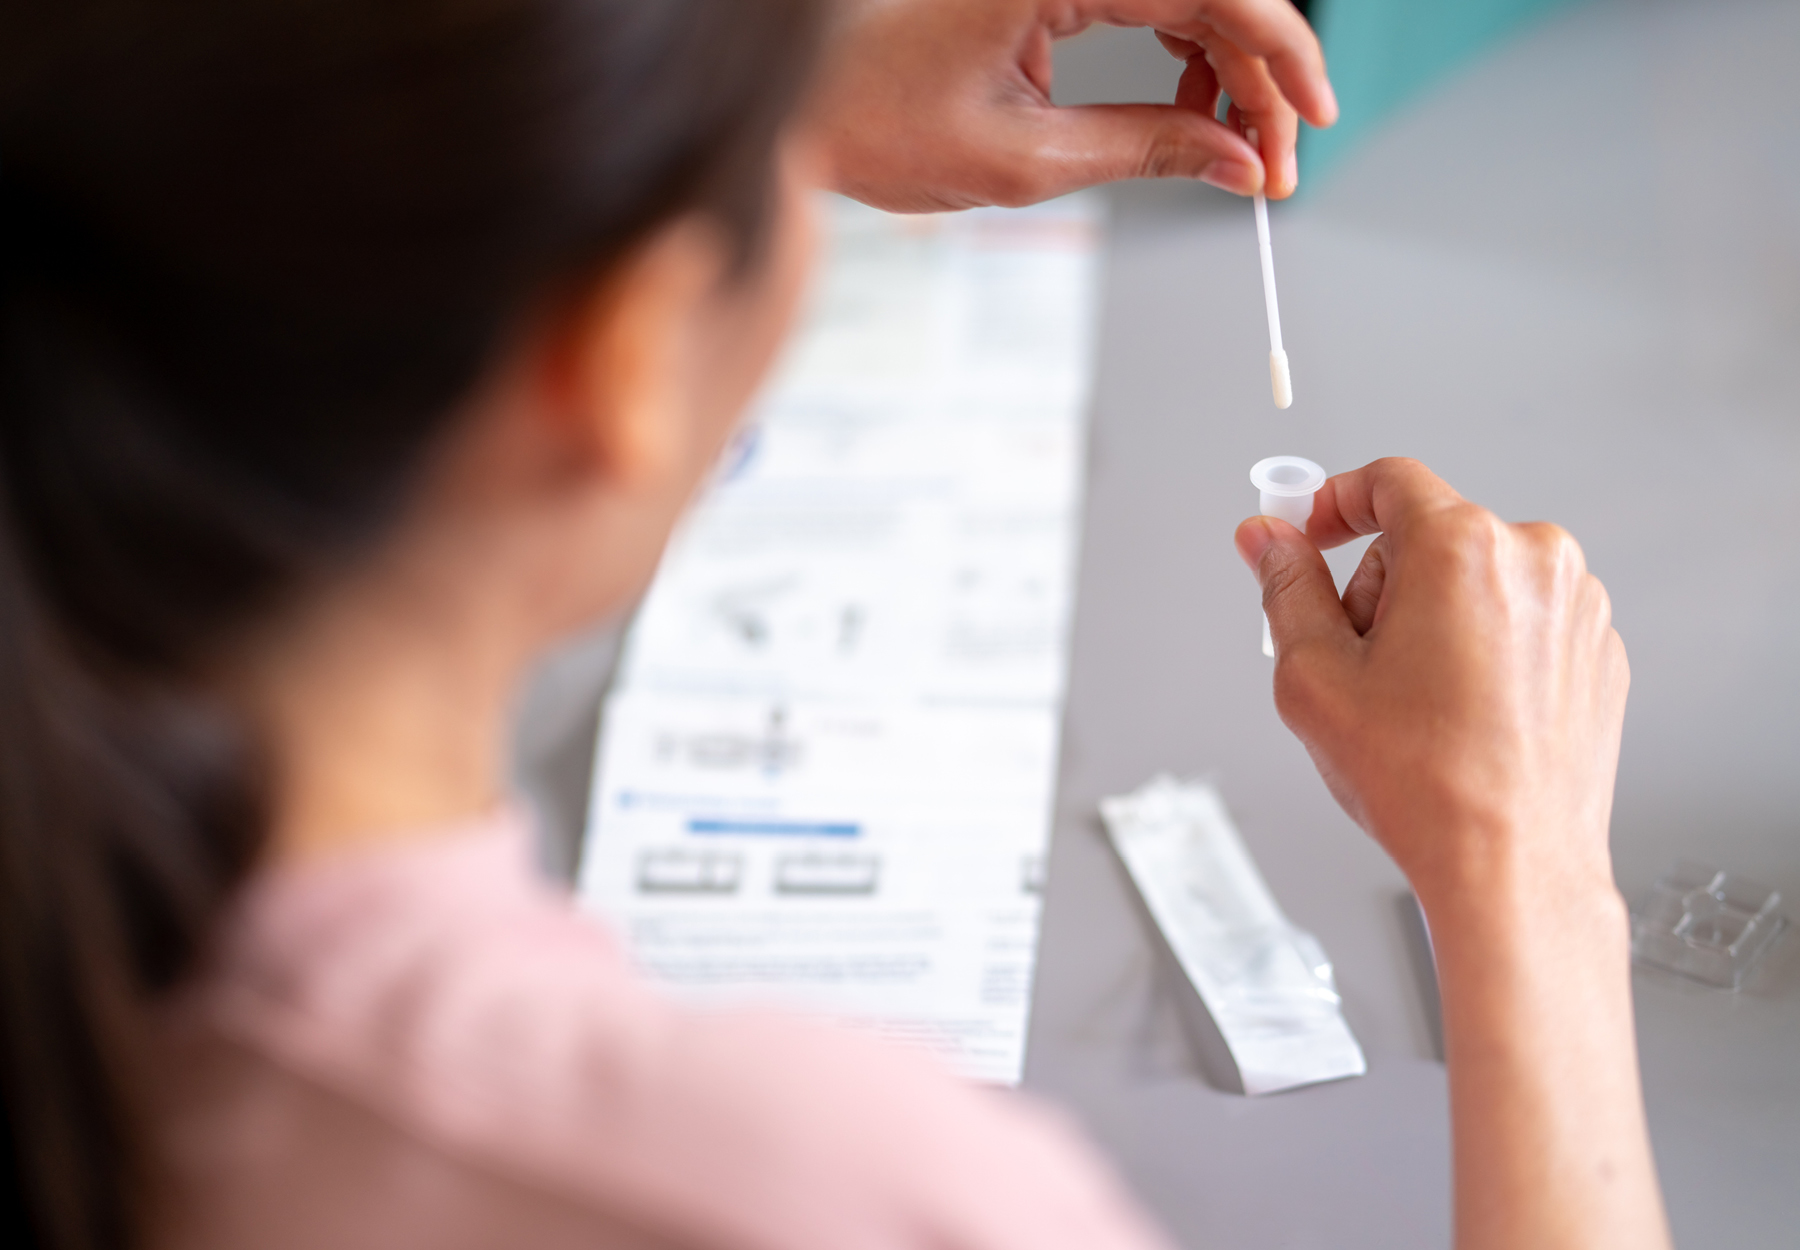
[0,514,264,1250]
[0,182,267,1245]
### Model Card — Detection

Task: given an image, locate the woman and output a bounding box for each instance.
[0,1,1667,1248]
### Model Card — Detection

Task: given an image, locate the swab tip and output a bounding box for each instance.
[1269,349,1292,409]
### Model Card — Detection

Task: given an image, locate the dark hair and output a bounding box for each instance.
[0,1,825,1245]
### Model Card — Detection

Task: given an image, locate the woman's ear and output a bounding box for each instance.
[551,217,728,490]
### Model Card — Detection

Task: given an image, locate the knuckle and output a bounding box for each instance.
[1587,575,1615,630]
[1448,501,1504,539]
[1229,81,1281,113]
[1516,523,1593,611]
[1427,502,1505,564]
[1521,520,1586,572]
[1270,648,1330,725]
[1372,455,1432,483]
[1136,131,1189,180]
[1369,456,1455,513]
[1257,550,1309,614]
[1370,455,1460,499]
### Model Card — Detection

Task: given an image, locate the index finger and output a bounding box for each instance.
[1305,457,1464,550]
[1085,0,1338,128]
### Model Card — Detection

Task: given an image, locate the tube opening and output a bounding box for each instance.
[1249,456,1326,497]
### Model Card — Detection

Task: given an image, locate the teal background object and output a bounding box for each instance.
[1303,0,1585,181]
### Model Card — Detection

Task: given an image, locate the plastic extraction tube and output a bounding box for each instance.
[1250,456,1326,657]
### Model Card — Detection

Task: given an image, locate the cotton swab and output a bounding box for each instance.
[1253,193,1291,408]
[1246,129,1292,409]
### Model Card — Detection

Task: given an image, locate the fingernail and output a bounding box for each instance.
[1283,150,1299,194]
[1236,516,1274,569]
[1200,158,1260,195]
[1320,81,1340,125]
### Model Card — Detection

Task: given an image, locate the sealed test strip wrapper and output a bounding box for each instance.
[1100,776,1366,1095]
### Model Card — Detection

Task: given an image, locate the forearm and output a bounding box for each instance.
[1422,862,1670,1250]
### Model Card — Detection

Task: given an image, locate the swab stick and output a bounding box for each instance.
[1246,129,1292,409]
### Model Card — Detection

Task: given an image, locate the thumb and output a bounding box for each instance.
[1234,517,1356,658]
[1031,104,1264,197]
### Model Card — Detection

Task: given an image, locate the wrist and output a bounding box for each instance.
[1424,878,1631,980]
[1404,818,1629,960]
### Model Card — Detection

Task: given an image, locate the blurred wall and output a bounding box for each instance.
[1306,0,1585,178]
[1053,1,1589,186]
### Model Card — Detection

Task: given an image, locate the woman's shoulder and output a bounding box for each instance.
[203,807,666,1097]
[164,808,1163,1250]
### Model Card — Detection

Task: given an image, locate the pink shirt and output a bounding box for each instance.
[150,810,1171,1250]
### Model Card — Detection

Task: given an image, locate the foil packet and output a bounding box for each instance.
[1100,776,1366,1095]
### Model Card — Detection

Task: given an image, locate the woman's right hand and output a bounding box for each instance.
[809,0,1336,212]
[1235,457,1670,1250]
[1234,456,1628,914]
